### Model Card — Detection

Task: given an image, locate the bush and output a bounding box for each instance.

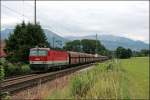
[0,65,5,81]
[70,71,94,98]
[6,64,30,77]
[21,64,31,74]
[1,60,31,77]
[3,63,19,77]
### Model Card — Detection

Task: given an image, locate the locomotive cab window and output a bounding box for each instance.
[38,50,48,56]
[30,50,37,56]
[30,50,48,56]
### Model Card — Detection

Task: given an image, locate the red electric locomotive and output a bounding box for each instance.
[29,48,69,71]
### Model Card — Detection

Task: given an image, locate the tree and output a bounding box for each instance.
[140,49,149,56]
[127,49,132,58]
[64,40,81,52]
[64,39,108,55]
[81,39,96,54]
[115,46,132,59]
[132,49,149,57]
[4,21,50,63]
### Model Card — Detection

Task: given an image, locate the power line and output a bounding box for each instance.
[2,4,31,20]
[25,3,54,27]
[2,2,64,37]
[25,2,65,36]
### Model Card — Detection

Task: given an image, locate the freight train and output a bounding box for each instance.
[29,48,108,71]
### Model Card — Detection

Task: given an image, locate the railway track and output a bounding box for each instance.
[2,74,37,83]
[0,63,96,95]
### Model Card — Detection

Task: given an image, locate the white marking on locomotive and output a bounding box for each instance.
[30,60,69,64]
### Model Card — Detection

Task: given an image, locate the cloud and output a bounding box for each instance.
[1,1,149,43]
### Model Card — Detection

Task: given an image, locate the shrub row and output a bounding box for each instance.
[0,58,31,77]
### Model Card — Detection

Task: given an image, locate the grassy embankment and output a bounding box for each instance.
[48,57,149,99]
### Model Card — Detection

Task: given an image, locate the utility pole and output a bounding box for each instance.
[23,0,24,21]
[53,36,55,49]
[95,34,98,57]
[95,34,97,54]
[34,0,36,24]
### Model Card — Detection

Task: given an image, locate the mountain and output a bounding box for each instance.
[1,28,13,39]
[65,35,149,51]
[1,28,67,48]
[43,29,67,48]
[1,28,149,51]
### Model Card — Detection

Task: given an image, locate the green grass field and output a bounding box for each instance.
[120,57,149,99]
[48,57,149,99]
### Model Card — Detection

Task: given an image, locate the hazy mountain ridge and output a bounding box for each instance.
[65,35,149,51]
[1,29,149,51]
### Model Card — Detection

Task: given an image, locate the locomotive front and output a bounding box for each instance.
[29,48,50,71]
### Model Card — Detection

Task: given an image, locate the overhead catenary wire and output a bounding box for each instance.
[24,3,56,30]
[25,2,65,36]
[2,4,31,20]
[2,2,52,30]
[2,1,64,39]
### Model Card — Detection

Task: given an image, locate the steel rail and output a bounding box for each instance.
[0,63,97,95]
[2,74,37,83]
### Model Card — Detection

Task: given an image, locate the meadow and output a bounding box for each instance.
[120,57,149,99]
[47,57,149,99]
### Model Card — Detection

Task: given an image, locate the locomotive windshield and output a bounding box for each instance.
[30,50,48,56]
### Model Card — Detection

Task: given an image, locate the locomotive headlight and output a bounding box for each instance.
[43,61,46,64]
[31,61,33,64]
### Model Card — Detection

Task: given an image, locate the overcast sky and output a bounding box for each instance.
[1,1,149,43]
